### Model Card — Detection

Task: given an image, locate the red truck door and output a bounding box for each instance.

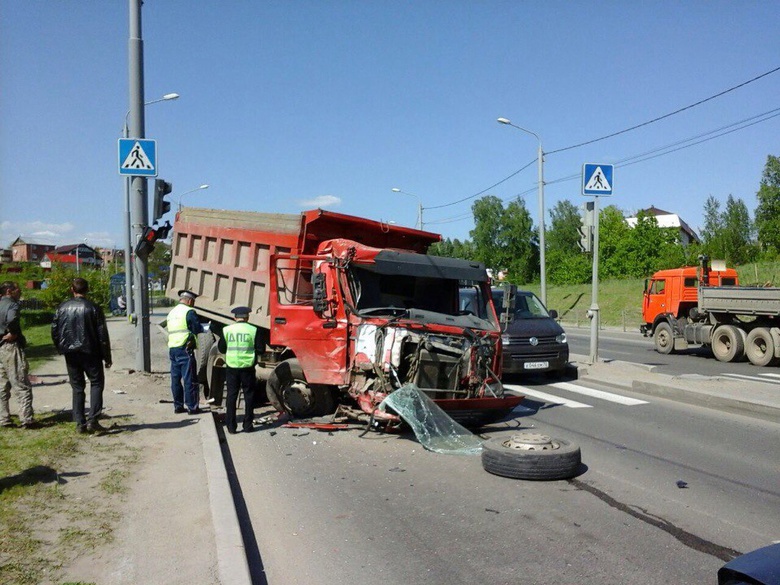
[269,255,349,386]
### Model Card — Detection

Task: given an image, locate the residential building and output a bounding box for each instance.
[625,206,699,246]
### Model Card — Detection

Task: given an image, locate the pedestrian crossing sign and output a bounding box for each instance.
[118,138,157,177]
[582,163,613,196]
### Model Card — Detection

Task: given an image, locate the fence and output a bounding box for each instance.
[559,308,644,332]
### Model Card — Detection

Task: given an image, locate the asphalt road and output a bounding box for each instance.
[567,326,780,384]
[223,376,780,585]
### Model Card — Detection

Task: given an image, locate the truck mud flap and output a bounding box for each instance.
[433,395,524,428]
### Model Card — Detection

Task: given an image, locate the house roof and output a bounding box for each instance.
[43,253,78,263]
[627,205,699,242]
[9,236,56,248]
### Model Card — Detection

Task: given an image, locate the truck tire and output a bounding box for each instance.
[481,433,581,481]
[653,322,674,354]
[712,325,745,363]
[745,327,779,367]
[267,359,336,418]
[196,332,215,400]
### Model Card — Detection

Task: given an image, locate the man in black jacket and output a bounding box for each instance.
[52,278,112,434]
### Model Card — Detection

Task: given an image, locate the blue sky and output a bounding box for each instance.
[1,1,778,249]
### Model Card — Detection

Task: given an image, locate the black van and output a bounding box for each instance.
[490,287,569,376]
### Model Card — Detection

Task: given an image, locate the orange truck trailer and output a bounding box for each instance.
[641,256,780,366]
[166,207,522,427]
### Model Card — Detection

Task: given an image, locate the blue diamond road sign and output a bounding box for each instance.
[582,163,614,196]
[118,138,157,177]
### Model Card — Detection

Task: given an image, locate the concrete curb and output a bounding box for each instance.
[200,413,252,585]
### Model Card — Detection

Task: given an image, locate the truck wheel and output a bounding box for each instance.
[196,332,215,400]
[745,328,779,367]
[481,432,581,481]
[267,359,336,418]
[712,325,745,363]
[653,322,674,354]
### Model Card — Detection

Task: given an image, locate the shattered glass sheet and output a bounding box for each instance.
[379,385,483,455]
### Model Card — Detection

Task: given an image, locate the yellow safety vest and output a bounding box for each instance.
[167,303,195,348]
[223,322,257,368]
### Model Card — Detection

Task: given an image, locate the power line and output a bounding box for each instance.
[424,157,536,210]
[546,65,780,155]
[426,105,780,225]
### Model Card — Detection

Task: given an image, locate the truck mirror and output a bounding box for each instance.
[311,273,327,314]
[501,283,516,310]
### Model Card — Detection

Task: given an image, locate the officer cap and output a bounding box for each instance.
[231,306,251,317]
[178,289,199,300]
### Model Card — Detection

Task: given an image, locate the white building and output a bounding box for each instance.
[625,206,699,246]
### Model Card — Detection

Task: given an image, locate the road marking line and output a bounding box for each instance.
[504,384,592,409]
[550,381,649,406]
[720,373,780,385]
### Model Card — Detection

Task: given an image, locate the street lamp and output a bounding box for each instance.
[497,117,547,306]
[390,188,424,230]
[177,184,210,210]
[122,92,179,320]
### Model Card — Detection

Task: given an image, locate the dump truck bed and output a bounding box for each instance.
[167,207,441,328]
[699,286,780,317]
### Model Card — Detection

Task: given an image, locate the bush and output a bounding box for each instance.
[39,266,111,310]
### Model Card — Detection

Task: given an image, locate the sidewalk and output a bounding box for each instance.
[28,314,235,585]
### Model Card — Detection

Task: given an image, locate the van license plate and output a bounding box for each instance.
[524,361,549,370]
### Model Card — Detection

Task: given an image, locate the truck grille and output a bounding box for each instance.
[415,349,460,392]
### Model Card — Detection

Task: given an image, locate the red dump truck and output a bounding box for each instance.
[166,207,521,427]
[641,256,780,366]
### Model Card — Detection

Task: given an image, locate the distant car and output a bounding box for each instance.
[490,287,569,377]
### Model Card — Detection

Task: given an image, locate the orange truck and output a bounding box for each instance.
[641,256,780,366]
[167,207,522,427]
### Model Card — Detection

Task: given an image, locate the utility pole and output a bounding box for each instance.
[128,0,151,371]
[589,196,600,365]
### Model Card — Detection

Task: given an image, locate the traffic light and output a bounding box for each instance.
[153,179,173,224]
[134,221,173,259]
[578,201,595,253]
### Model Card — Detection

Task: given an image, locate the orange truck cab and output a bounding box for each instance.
[641,265,739,334]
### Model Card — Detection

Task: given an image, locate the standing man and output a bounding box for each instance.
[51,278,112,434]
[166,289,204,414]
[219,306,264,434]
[0,281,34,429]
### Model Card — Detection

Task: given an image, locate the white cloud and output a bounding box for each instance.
[297,195,342,208]
[0,221,75,247]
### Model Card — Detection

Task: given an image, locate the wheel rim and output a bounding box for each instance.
[280,379,314,413]
[657,330,670,349]
[502,432,561,451]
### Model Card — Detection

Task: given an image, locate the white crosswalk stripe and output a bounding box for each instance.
[549,381,649,406]
[504,381,649,409]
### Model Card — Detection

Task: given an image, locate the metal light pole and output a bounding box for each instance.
[123,93,179,321]
[497,117,546,306]
[390,188,424,230]
[177,184,210,211]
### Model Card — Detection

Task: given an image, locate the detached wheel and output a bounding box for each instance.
[481,432,581,480]
[653,322,674,355]
[712,325,745,363]
[206,362,225,406]
[267,359,336,418]
[745,327,778,367]
[196,332,215,400]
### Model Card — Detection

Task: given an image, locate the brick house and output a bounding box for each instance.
[9,237,55,263]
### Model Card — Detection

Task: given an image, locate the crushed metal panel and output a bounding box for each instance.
[380,385,483,455]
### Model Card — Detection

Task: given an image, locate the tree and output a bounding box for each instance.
[700,195,725,259]
[721,194,757,265]
[428,238,474,260]
[598,205,632,279]
[546,200,590,285]
[754,155,780,255]
[500,198,537,284]
[469,196,505,274]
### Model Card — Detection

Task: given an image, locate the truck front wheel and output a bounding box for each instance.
[267,359,336,418]
[653,322,674,355]
[745,328,779,367]
[712,325,746,363]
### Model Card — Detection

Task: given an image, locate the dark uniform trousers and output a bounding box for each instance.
[225,366,256,432]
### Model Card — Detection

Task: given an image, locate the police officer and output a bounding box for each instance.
[220,306,263,434]
[166,289,204,414]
